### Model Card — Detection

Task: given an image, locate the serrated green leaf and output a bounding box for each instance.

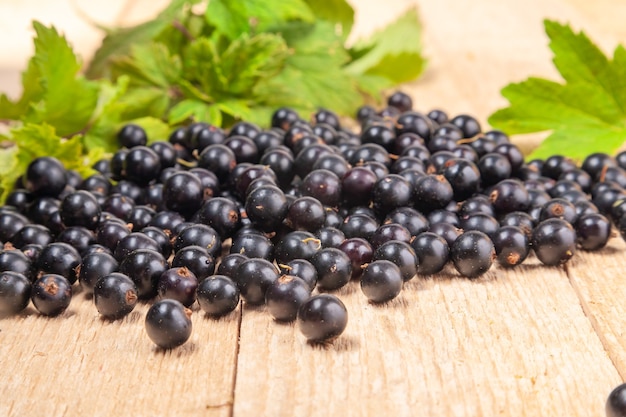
[127,116,171,142]
[169,99,222,125]
[0,147,20,203]
[110,43,182,88]
[219,33,289,95]
[205,0,314,40]
[116,87,170,120]
[489,20,626,161]
[346,8,425,84]
[0,59,44,120]
[216,100,251,119]
[257,21,360,114]
[354,74,394,98]
[301,0,354,40]
[31,23,99,135]
[86,0,198,78]
[83,77,130,153]
[183,38,226,96]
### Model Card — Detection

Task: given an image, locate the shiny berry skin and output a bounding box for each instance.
[172,245,215,281]
[278,259,318,291]
[442,158,481,201]
[271,107,300,130]
[93,273,138,320]
[157,267,198,308]
[145,299,192,349]
[410,232,449,276]
[450,231,495,278]
[286,196,326,232]
[341,167,378,207]
[245,185,289,232]
[384,207,429,237]
[194,197,241,239]
[0,210,29,242]
[360,260,403,303]
[163,171,204,216]
[372,240,417,282]
[450,114,481,138]
[387,91,413,112]
[300,169,342,207]
[114,232,160,261]
[198,144,237,184]
[576,213,611,251]
[492,226,530,268]
[310,247,352,291]
[173,224,222,258]
[37,242,82,285]
[607,383,626,417]
[197,275,240,316]
[60,190,101,230]
[123,146,161,185]
[31,274,72,316]
[540,198,577,224]
[230,233,275,261]
[117,124,147,148]
[413,174,454,213]
[24,157,67,197]
[234,258,279,305]
[372,174,412,217]
[298,294,348,343]
[532,218,576,266]
[0,271,31,315]
[78,251,119,294]
[265,275,311,322]
[274,231,321,264]
[119,249,168,299]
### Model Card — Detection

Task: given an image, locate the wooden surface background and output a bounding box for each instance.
[1,0,626,416]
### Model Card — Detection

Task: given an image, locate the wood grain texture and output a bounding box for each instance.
[233,260,621,416]
[566,237,626,380]
[0,0,626,416]
[0,293,241,417]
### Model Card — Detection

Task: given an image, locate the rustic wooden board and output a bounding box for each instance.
[0,295,241,417]
[233,260,621,416]
[0,0,626,416]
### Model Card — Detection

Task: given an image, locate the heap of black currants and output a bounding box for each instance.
[0,90,625,349]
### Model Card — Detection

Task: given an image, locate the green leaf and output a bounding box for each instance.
[1,22,99,136]
[257,21,360,114]
[218,33,289,96]
[83,76,131,153]
[345,8,425,84]
[110,43,182,88]
[86,0,198,78]
[127,116,171,142]
[0,123,98,202]
[0,59,44,120]
[183,38,225,96]
[116,87,170,120]
[216,99,251,119]
[301,0,354,40]
[205,0,314,40]
[169,99,222,125]
[489,20,626,161]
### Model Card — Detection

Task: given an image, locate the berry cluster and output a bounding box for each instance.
[0,91,624,349]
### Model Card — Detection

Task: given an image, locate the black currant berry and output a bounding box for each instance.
[298,294,348,343]
[197,275,240,316]
[93,273,138,320]
[31,274,72,316]
[310,247,352,291]
[265,275,311,322]
[450,231,495,278]
[0,271,31,315]
[410,232,449,276]
[360,260,403,303]
[532,218,576,266]
[157,267,198,307]
[78,251,119,294]
[492,226,530,268]
[24,157,67,197]
[145,299,192,349]
[117,124,147,148]
[233,258,279,305]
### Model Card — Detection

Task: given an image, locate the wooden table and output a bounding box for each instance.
[1,0,626,416]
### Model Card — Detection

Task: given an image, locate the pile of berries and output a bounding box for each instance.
[0,91,624,349]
